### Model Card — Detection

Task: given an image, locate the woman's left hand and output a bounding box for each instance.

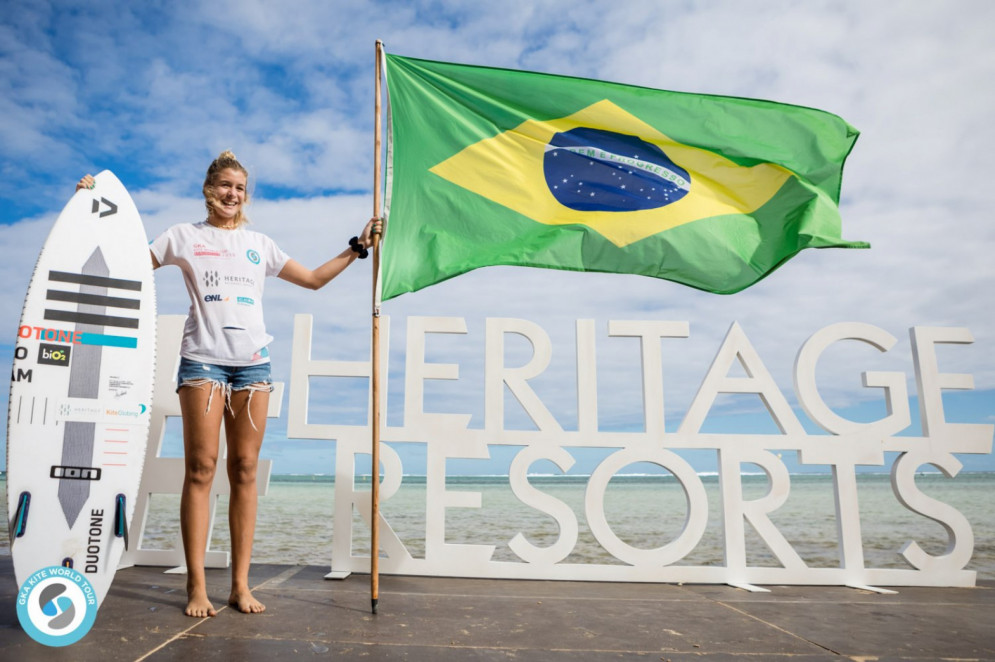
[75,174,95,192]
[358,217,383,248]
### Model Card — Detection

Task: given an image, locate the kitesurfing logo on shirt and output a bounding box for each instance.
[246,250,261,265]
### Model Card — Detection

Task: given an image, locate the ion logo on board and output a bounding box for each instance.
[50,465,102,481]
[16,566,98,647]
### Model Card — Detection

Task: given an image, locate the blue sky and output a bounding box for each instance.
[2,0,993,475]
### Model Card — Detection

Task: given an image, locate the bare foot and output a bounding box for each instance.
[229,589,266,614]
[185,589,217,618]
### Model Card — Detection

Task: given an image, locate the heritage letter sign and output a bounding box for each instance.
[286,316,991,591]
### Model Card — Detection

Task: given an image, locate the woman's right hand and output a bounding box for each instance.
[75,174,95,192]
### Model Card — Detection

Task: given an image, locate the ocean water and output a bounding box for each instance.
[3,473,993,581]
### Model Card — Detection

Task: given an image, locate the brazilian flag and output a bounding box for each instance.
[380,53,866,300]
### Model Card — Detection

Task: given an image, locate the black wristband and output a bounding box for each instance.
[349,236,369,259]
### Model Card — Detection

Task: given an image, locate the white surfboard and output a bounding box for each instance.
[6,170,156,608]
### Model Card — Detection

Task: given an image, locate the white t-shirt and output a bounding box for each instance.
[150,222,290,366]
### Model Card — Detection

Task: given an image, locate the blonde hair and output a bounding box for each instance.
[203,150,250,226]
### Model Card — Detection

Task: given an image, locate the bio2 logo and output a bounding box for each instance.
[246,249,261,265]
[17,566,98,647]
[38,343,71,367]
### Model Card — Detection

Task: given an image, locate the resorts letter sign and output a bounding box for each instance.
[287,316,992,591]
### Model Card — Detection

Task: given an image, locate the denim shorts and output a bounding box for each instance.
[176,357,274,393]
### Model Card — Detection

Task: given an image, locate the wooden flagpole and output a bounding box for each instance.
[370,38,384,615]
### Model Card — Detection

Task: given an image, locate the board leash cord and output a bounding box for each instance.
[114,493,129,550]
[11,492,31,539]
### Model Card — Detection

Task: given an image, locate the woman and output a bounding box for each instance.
[77,151,379,617]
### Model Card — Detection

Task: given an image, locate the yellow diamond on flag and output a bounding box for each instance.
[429,99,793,247]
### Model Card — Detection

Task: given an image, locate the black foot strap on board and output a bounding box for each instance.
[114,493,129,550]
[11,492,30,541]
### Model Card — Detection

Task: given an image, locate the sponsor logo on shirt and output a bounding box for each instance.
[224,275,256,288]
[237,297,255,306]
[204,294,228,302]
[193,243,235,258]
[246,249,261,265]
